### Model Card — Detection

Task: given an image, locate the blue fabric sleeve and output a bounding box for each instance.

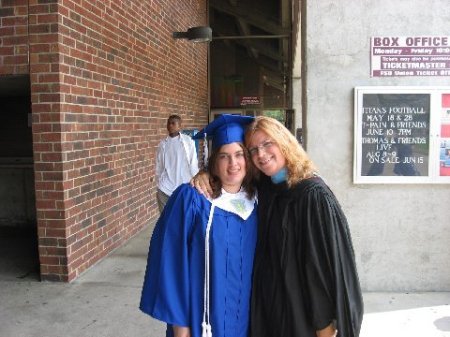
[140,184,198,327]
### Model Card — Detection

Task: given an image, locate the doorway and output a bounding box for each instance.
[0,75,39,281]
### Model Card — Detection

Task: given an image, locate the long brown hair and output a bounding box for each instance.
[207,142,257,199]
[244,116,317,187]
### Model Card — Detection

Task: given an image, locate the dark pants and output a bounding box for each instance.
[156,189,170,213]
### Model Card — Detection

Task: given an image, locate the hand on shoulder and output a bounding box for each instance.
[190,171,213,198]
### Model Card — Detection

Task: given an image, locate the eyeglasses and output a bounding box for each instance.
[217,151,245,162]
[248,140,275,156]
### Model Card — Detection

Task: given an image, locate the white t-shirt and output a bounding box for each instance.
[156,134,198,196]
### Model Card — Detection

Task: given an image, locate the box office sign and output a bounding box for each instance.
[354,87,450,184]
[371,36,450,77]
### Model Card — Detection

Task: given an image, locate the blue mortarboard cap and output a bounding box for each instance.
[193,114,255,149]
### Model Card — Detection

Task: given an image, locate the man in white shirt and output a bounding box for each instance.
[155,115,199,212]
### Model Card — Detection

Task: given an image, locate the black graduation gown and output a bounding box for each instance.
[250,175,363,337]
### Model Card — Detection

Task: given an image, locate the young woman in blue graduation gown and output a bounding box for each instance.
[140,115,258,337]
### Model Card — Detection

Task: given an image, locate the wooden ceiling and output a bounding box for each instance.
[210,0,295,93]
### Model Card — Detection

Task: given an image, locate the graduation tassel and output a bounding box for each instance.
[202,132,209,169]
[202,322,212,337]
[201,322,205,336]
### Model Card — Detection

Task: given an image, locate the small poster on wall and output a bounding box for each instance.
[354,86,450,183]
[440,94,450,176]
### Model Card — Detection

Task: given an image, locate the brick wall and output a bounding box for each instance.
[0,0,29,75]
[3,0,209,281]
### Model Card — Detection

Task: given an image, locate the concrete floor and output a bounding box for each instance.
[0,224,449,337]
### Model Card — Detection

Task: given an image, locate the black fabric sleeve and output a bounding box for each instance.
[300,181,363,336]
[301,183,336,330]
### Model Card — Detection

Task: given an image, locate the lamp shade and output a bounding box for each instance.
[173,26,212,43]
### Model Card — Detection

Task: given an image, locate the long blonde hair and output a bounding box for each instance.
[244,116,317,187]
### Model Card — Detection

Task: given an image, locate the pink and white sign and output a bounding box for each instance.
[371,36,450,77]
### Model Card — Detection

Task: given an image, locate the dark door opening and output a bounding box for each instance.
[0,75,39,281]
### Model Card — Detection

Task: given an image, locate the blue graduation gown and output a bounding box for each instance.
[140,184,258,337]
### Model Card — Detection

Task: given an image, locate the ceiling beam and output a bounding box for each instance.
[236,18,259,59]
[210,0,289,36]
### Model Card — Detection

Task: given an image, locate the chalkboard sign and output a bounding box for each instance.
[354,87,450,183]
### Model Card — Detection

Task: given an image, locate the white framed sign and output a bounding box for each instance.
[354,86,450,184]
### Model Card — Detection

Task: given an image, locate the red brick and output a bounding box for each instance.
[4,0,209,282]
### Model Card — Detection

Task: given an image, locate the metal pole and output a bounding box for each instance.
[212,35,290,40]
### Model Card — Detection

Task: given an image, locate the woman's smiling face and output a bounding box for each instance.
[247,130,286,177]
[215,142,247,193]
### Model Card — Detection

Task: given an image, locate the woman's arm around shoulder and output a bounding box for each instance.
[190,170,213,199]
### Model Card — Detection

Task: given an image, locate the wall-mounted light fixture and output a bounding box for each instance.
[173,26,212,43]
